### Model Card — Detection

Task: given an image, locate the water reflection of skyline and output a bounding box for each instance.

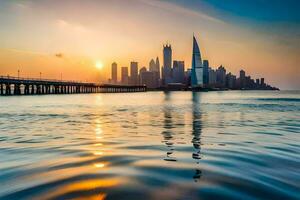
[192,92,202,182]
[162,92,176,162]
[161,92,203,182]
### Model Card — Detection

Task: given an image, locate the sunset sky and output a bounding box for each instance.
[0,0,299,89]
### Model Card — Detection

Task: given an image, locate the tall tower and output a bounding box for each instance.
[121,67,129,85]
[240,70,246,88]
[130,61,138,85]
[173,61,185,83]
[203,60,209,84]
[163,44,172,85]
[149,59,156,72]
[191,36,203,87]
[111,62,117,83]
[149,58,160,88]
[155,57,160,79]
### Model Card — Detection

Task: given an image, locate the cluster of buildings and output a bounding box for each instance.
[108,58,161,88]
[108,36,278,90]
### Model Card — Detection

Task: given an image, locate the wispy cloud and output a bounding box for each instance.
[3,48,47,56]
[56,19,90,33]
[138,0,225,24]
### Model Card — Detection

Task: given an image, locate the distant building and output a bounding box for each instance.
[139,67,147,84]
[191,36,203,87]
[226,73,236,89]
[139,67,147,74]
[149,58,160,88]
[261,78,265,86]
[162,44,172,85]
[111,62,118,84]
[208,67,216,85]
[130,62,138,85]
[185,69,192,86]
[172,61,185,83]
[216,65,226,87]
[256,79,260,85]
[155,57,160,80]
[240,70,246,88]
[121,67,129,85]
[149,59,156,72]
[140,71,156,89]
[203,60,209,85]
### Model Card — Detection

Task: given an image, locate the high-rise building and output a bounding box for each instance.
[111,62,117,84]
[191,36,203,87]
[185,69,192,86]
[149,58,160,88]
[149,59,156,72]
[130,61,138,85]
[140,71,156,89]
[162,44,172,85]
[203,60,209,84]
[256,79,260,85]
[172,61,185,83]
[240,70,246,88]
[121,67,129,85]
[155,57,160,79]
[139,67,147,84]
[208,67,216,85]
[226,73,236,89]
[216,65,226,87]
[261,78,265,86]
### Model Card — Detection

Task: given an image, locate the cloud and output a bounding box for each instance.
[56,19,90,33]
[138,0,225,24]
[3,48,47,56]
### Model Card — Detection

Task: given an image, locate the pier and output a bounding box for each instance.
[0,76,147,95]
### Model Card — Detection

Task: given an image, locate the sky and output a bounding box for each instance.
[0,0,299,89]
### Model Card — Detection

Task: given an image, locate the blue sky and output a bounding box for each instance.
[169,0,300,23]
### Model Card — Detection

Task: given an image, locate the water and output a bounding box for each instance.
[0,91,299,200]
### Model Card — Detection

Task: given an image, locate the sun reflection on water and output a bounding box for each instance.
[94,163,105,168]
[93,151,103,155]
[35,179,120,200]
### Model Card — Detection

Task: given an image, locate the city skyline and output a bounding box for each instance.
[0,0,299,89]
[106,35,277,91]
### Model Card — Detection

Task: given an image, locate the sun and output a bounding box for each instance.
[95,61,103,70]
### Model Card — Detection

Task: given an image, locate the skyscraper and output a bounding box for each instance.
[203,60,209,84]
[173,60,185,83]
[216,65,226,87]
[226,73,236,89]
[140,71,156,89]
[149,59,156,72]
[111,62,117,84]
[240,70,246,88]
[130,61,138,85]
[121,67,129,85]
[191,36,203,87]
[155,57,160,79]
[208,67,216,85]
[149,58,160,88]
[162,44,172,85]
[261,78,265,86]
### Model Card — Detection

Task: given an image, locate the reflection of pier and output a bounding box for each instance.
[0,76,147,95]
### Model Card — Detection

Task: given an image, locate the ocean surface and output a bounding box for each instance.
[0,91,299,200]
